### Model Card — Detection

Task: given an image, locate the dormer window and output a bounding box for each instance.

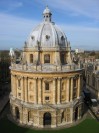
[31,36,35,40]
[44,54,50,63]
[61,36,64,40]
[45,35,50,40]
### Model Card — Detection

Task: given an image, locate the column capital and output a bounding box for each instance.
[58,77,62,80]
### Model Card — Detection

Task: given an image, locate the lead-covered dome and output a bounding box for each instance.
[25,6,68,48]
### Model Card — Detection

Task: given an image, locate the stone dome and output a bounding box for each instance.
[25,6,68,48]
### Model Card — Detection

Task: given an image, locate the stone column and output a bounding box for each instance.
[77,75,81,98]
[38,78,42,104]
[34,78,37,104]
[21,77,24,101]
[66,78,70,102]
[19,108,23,124]
[12,106,16,119]
[70,77,73,102]
[24,77,28,102]
[70,108,73,123]
[57,78,61,104]
[22,108,28,124]
[53,78,56,104]
[11,74,13,93]
[51,114,56,128]
[14,75,17,97]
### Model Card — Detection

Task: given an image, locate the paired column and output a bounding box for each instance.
[38,78,42,104]
[21,77,25,101]
[34,78,37,104]
[57,78,61,104]
[24,77,28,102]
[66,78,70,102]
[77,75,81,98]
[70,77,73,102]
[14,75,17,97]
[53,78,57,104]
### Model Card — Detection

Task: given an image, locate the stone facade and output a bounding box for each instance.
[10,6,83,128]
[86,62,99,99]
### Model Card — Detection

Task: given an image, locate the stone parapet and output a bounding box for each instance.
[10,63,82,73]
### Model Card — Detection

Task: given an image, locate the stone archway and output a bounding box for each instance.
[75,107,78,121]
[43,112,51,126]
[15,107,20,120]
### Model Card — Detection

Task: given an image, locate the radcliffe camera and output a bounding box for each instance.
[0,1,99,133]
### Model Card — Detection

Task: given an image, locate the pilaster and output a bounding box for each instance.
[34,77,37,104]
[24,77,28,102]
[77,75,81,98]
[66,78,70,102]
[70,77,73,102]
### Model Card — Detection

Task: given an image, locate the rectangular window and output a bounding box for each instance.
[45,96,49,100]
[18,93,21,97]
[30,54,33,63]
[44,54,50,63]
[73,79,76,88]
[45,82,49,90]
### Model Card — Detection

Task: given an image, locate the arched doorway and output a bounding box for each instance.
[43,112,51,126]
[15,107,20,120]
[75,107,78,121]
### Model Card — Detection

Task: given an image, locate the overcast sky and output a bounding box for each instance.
[0,0,99,50]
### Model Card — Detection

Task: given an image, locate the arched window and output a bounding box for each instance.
[28,111,31,122]
[30,54,33,63]
[61,111,65,122]
[44,54,50,63]
[15,107,20,120]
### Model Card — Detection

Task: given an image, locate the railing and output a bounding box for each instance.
[11,63,82,72]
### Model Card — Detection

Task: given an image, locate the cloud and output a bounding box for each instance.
[0,13,38,49]
[37,0,99,20]
[0,1,23,13]
[10,2,23,8]
[58,23,99,50]
[0,11,99,50]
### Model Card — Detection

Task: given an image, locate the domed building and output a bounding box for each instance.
[10,6,84,128]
